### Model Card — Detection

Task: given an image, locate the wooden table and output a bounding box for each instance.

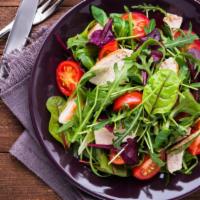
[0,1,199,199]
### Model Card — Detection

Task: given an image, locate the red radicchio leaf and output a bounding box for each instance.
[151,50,163,62]
[89,19,115,47]
[121,138,138,165]
[140,28,161,43]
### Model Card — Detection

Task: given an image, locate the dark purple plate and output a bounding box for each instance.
[29,0,200,199]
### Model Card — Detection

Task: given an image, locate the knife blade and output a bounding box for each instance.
[0,0,39,80]
[4,0,39,54]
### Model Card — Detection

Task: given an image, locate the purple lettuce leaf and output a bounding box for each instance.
[121,138,138,165]
[141,70,148,85]
[151,50,163,62]
[89,19,115,47]
[140,28,161,43]
[88,143,113,150]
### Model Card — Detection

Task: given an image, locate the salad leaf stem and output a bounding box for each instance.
[132,4,167,16]
[114,106,143,147]
[72,86,99,142]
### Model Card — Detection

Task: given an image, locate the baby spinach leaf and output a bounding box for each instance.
[91,6,108,26]
[144,19,156,34]
[111,16,129,38]
[46,96,66,144]
[96,149,128,177]
[150,153,165,167]
[143,69,180,115]
[171,89,200,117]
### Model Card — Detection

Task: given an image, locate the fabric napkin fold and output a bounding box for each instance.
[0,28,94,200]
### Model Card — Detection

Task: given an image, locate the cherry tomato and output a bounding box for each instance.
[132,156,160,180]
[188,39,200,51]
[109,149,125,165]
[174,30,200,51]
[56,61,83,96]
[188,119,200,155]
[98,40,118,60]
[113,92,142,111]
[122,12,150,38]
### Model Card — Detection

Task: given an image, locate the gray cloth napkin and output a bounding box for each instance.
[0,28,95,200]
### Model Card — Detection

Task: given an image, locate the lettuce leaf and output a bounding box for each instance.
[46,96,66,144]
[143,69,180,114]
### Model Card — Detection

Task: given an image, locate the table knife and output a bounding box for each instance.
[0,0,39,80]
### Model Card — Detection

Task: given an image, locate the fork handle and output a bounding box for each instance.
[0,21,14,38]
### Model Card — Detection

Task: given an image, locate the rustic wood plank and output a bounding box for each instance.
[0,100,23,152]
[0,0,81,7]
[0,154,60,200]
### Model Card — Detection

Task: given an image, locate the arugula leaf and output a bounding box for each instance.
[143,69,180,115]
[181,151,198,174]
[154,129,171,149]
[144,19,156,34]
[150,153,165,167]
[164,34,198,49]
[67,21,98,69]
[91,6,108,26]
[176,55,190,83]
[111,16,129,38]
[132,3,167,15]
[46,96,66,144]
[191,82,200,88]
[78,132,94,155]
[93,62,132,122]
[75,44,98,69]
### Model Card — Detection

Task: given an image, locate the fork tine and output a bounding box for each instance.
[42,0,64,18]
[38,0,54,13]
[39,0,46,6]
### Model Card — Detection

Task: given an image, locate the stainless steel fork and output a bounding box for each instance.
[0,0,64,38]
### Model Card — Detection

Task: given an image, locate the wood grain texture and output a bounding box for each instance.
[0,0,199,199]
[0,154,60,200]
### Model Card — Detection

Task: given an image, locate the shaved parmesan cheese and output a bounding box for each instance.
[88,23,103,38]
[167,151,184,173]
[94,127,115,145]
[90,49,133,85]
[58,98,77,124]
[160,57,179,74]
[164,13,183,29]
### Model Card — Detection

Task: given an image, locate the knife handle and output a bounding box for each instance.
[0,21,13,38]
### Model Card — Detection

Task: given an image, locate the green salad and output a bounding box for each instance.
[46,4,200,180]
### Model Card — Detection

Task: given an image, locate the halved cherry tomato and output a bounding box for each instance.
[174,30,200,51]
[132,156,160,180]
[56,61,83,96]
[122,12,150,38]
[113,91,142,111]
[188,119,200,155]
[98,40,118,60]
[109,149,125,165]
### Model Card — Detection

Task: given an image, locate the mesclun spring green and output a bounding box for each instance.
[47,4,200,179]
